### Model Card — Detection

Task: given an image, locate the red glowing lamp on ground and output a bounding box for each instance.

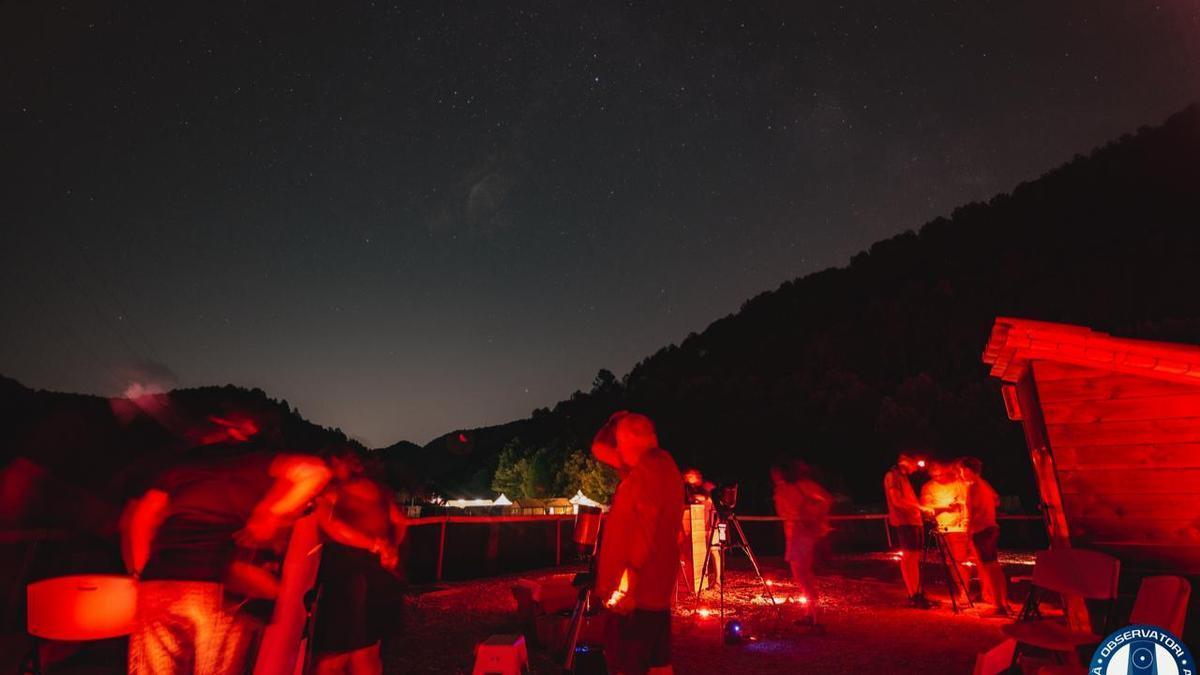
[26,575,136,641]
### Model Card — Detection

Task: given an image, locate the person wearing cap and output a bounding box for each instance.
[883,453,934,608]
[593,411,684,675]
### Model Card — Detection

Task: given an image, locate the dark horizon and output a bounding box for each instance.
[4,3,1199,446]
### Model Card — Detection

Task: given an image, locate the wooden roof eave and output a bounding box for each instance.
[983,317,1200,386]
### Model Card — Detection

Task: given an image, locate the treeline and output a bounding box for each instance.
[391,104,1200,514]
[7,105,1200,519]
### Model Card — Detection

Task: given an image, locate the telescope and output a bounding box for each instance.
[572,505,602,554]
[564,505,606,673]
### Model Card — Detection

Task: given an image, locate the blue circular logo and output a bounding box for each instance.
[1090,625,1194,675]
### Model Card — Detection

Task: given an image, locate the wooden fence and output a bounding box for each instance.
[405,513,1046,583]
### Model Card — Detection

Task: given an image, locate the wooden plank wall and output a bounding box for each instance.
[1033,360,1200,572]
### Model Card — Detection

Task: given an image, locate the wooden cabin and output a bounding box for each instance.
[983,317,1200,573]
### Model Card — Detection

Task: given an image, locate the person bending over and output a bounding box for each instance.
[122,434,330,675]
[312,447,408,675]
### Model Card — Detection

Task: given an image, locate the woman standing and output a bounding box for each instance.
[312,448,408,675]
[771,459,832,623]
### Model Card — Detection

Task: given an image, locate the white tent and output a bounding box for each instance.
[444,494,511,508]
[568,489,607,512]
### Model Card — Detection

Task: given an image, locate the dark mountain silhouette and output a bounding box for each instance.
[5,105,1200,518]
[0,380,360,532]
[394,104,1200,512]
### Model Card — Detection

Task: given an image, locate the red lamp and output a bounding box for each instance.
[26,575,136,641]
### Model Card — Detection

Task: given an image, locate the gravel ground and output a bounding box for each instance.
[385,554,1030,674]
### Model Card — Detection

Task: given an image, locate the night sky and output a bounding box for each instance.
[3,3,1198,447]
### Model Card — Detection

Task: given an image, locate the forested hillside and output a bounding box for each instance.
[6,105,1200,517]
[393,105,1200,512]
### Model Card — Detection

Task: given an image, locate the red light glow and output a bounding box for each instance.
[26,575,136,640]
[197,414,260,444]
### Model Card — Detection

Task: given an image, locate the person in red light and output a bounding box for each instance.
[592,411,684,675]
[883,453,935,609]
[920,460,973,607]
[682,468,714,505]
[771,458,832,623]
[681,467,721,587]
[122,427,331,675]
[312,446,408,675]
[959,456,1010,617]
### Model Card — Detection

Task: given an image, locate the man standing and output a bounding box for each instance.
[122,427,330,675]
[960,456,1009,616]
[920,461,973,606]
[772,459,832,622]
[593,412,684,675]
[883,453,933,608]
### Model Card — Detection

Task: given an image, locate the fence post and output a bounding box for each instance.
[555,518,562,566]
[436,518,447,582]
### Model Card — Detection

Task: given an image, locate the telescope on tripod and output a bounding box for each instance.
[697,483,782,642]
[922,516,974,614]
[562,505,607,674]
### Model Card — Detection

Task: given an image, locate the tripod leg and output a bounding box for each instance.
[940,535,958,613]
[563,587,590,671]
[944,532,974,611]
[730,517,781,613]
[935,532,974,614]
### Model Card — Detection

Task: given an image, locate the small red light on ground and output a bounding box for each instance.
[697,608,711,618]
[798,595,809,605]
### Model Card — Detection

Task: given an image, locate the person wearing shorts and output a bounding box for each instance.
[961,456,1009,616]
[894,522,923,553]
[123,440,331,675]
[884,454,933,608]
